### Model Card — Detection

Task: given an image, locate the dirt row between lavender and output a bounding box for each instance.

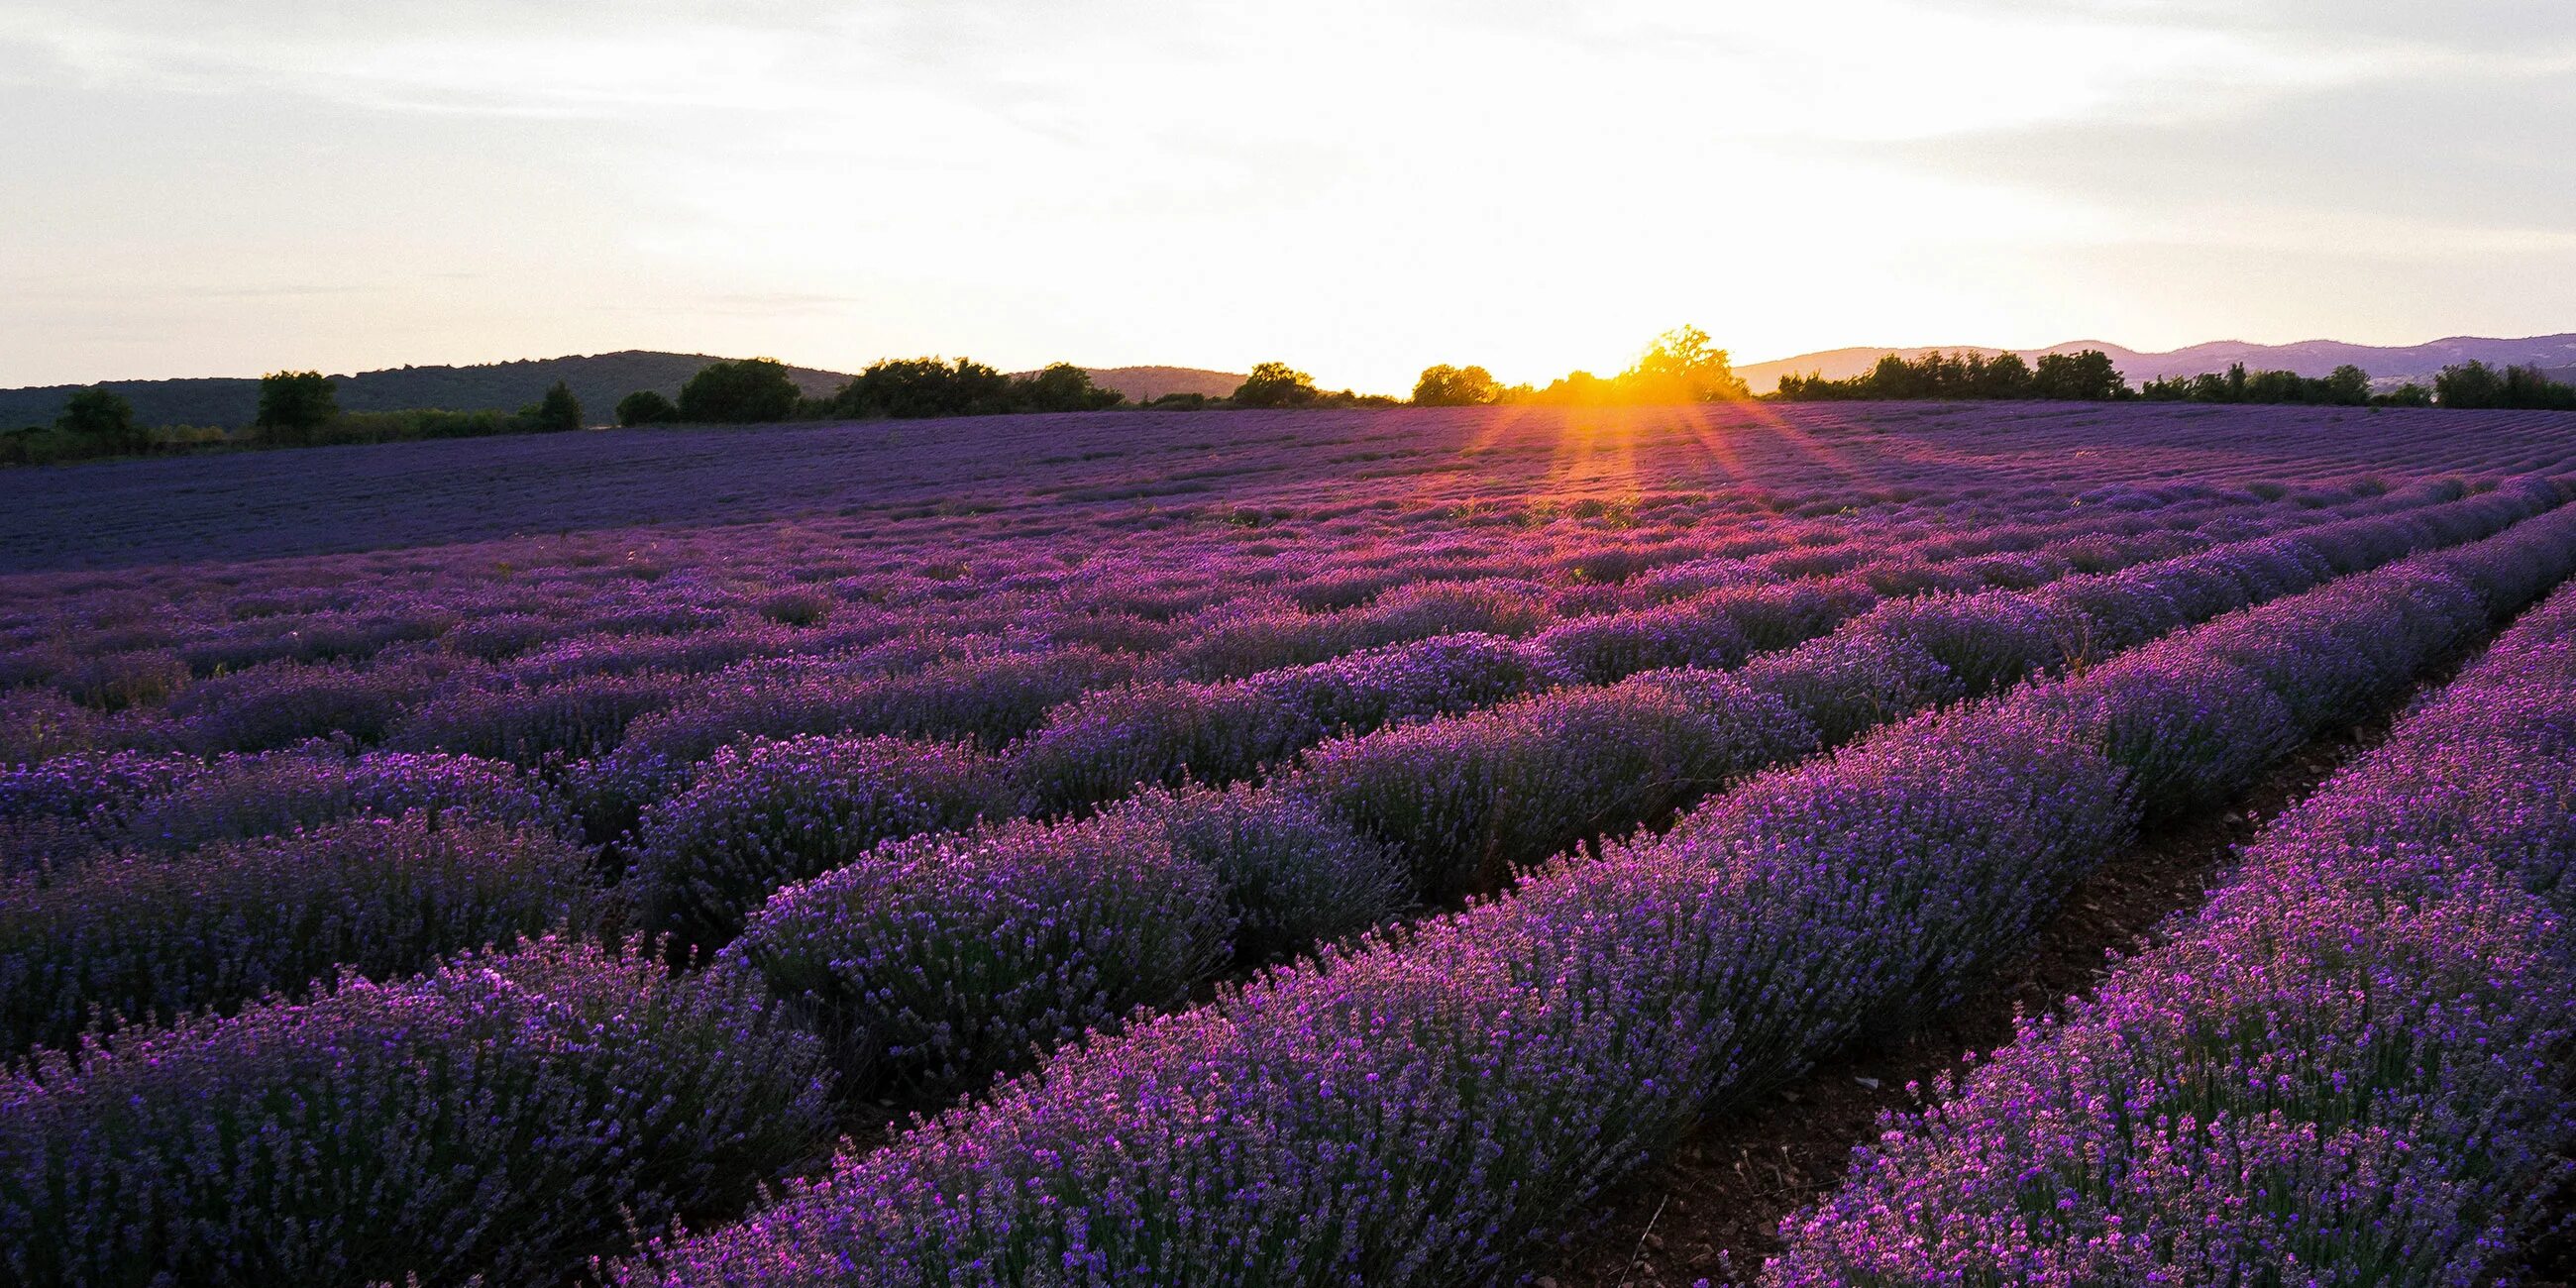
[1531,681,2444,1288]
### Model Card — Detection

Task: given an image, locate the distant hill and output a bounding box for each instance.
[0,354,1247,429]
[0,352,858,430]
[1738,334,2576,394]
[1011,366,1243,401]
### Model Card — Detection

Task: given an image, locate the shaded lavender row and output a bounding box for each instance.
[0,815,599,1057]
[0,937,834,1288]
[0,744,566,877]
[621,482,2571,970]
[1764,571,2576,1283]
[597,499,2576,1287]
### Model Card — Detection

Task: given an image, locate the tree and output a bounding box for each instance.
[1234,362,1320,409]
[57,386,146,454]
[2433,360,2504,409]
[1620,325,1750,402]
[2500,364,2576,410]
[255,371,339,445]
[1012,363,1124,413]
[1974,352,2034,398]
[837,358,1015,419]
[2323,365,2372,406]
[1412,364,1501,406]
[616,390,680,426]
[678,358,802,424]
[2029,350,2128,401]
[523,380,583,433]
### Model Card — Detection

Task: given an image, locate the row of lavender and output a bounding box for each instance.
[0,478,2448,775]
[0,478,2431,876]
[594,498,2576,1285]
[4,491,2561,1287]
[0,484,2285,879]
[1765,566,2576,1281]
[0,483,2557,1091]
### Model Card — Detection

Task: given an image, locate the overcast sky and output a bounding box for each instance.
[4,1,2571,392]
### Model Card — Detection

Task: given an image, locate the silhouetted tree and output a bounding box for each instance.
[1412,364,1501,406]
[833,358,1014,418]
[2437,361,2576,410]
[524,380,583,433]
[1234,362,1321,408]
[678,358,801,423]
[1012,363,1124,413]
[255,371,339,445]
[616,390,680,426]
[1621,325,1751,402]
[57,386,146,454]
[2030,350,2128,400]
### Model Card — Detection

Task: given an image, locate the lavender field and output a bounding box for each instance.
[7,400,2576,1286]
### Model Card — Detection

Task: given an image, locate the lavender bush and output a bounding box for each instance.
[0,815,599,1055]
[0,937,833,1288]
[725,810,1230,1102]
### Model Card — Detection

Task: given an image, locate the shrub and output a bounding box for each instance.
[1735,633,1965,746]
[1112,782,1409,964]
[166,662,408,752]
[1535,597,1753,683]
[391,671,687,765]
[2025,647,2299,826]
[1244,632,1570,731]
[0,815,599,1056]
[0,937,833,1288]
[112,747,564,853]
[1013,682,1320,816]
[726,811,1230,1102]
[630,734,1009,953]
[1300,673,1815,901]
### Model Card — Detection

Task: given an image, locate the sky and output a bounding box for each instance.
[3,0,2572,393]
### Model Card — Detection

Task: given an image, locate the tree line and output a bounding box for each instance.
[1757,349,2575,409]
[16,339,2576,468]
[6,376,584,466]
[1410,326,1754,407]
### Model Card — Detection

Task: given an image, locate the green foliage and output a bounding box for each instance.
[834,357,1013,418]
[824,359,1121,419]
[2433,360,2576,410]
[523,380,583,433]
[2029,350,2129,400]
[1234,362,1322,409]
[255,372,340,445]
[1621,325,1752,402]
[616,390,681,427]
[1412,364,1501,406]
[1780,350,2039,401]
[678,358,802,424]
[2138,362,2373,406]
[1012,363,1125,413]
[56,386,147,454]
[2373,382,2434,407]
